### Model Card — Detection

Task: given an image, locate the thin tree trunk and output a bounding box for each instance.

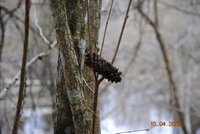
[50,0,101,133]
[87,1,101,133]
[12,0,30,133]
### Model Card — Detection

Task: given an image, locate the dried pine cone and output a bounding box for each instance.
[85,52,122,83]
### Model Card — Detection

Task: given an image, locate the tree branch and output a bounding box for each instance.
[0,41,56,100]
[111,0,133,64]
[100,0,114,56]
[33,5,51,48]
[115,127,155,134]
[12,0,30,133]
[159,0,200,17]
[137,1,188,134]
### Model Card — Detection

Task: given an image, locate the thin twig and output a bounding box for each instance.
[191,4,200,20]
[100,0,114,56]
[0,5,36,34]
[0,9,5,59]
[92,75,100,134]
[82,76,94,93]
[0,41,56,100]
[0,0,22,17]
[0,1,56,99]
[12,0,30,133]
[115,126,155,134]
[12,20,24,40]
[98,76,104,83]
[153,0,158,27]
[94,1,133,131]
[33,5,51,48]
[98,0,133,85]
[159,0,200,17]
[100,25,143,95]
[111,0,133,64]
[86,105,96,115]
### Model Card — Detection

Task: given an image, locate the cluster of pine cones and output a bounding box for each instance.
[85,52,122,83]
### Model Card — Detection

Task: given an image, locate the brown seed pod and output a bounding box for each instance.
[85,52,122,83]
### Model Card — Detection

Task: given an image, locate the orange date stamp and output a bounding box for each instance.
[149,121,182,127]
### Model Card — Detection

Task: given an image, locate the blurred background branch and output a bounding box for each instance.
[137,0,188,133]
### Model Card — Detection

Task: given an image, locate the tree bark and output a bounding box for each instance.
[50,0,101,133]
[54,54,75,134]
[50,0,89,133]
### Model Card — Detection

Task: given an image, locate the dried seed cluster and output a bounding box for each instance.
[85,52,122,83]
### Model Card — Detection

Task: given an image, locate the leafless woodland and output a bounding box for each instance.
[0,0,200,134]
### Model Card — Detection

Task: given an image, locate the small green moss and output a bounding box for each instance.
[69,13,78,36]
[80,23,87,40]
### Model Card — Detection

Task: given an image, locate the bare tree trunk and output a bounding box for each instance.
[50,0,101,133]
